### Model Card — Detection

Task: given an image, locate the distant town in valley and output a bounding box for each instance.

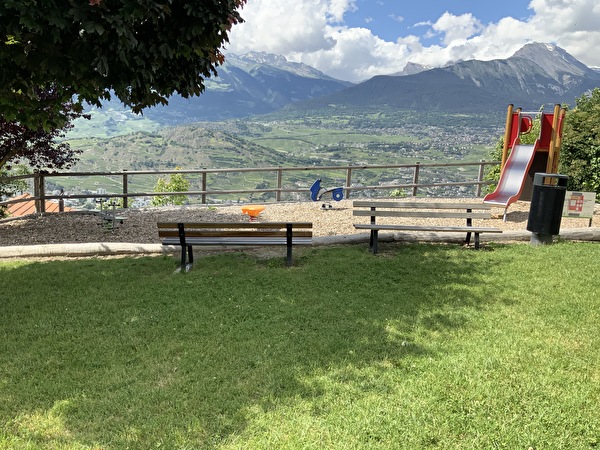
[41,42,599,207]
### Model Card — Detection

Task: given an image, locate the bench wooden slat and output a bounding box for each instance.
[353,210,491,219]
[352,201,491,210]
[353,224,502,233]
[159,230,313,238]
[157,221,313,229]
[161,237,313,245]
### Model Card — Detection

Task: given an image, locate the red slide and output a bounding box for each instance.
[483,138,538,215]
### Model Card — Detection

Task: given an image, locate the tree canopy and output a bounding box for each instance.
[560,88,600,194]
[0,0,246,130]
[0,87,86,169]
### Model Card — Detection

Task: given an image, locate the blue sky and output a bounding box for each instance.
[343,1,532,43]
[227,0,600,82]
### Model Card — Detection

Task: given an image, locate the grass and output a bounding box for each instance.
[1,242,599,449]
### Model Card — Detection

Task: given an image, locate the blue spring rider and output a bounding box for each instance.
[309,179,344,209]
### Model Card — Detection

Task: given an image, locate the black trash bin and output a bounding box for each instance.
[527,173,568,244]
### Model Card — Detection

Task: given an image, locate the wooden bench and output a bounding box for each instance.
[157,222,313,271]
[353,201,502,253]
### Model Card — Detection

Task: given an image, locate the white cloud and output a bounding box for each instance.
[527,0,600,66]
[530,0,600,32]
[290,26,408,81]
[327,0,357,22]
[227,0,600,82]
[229,0,336,54]
[430,12,483,46]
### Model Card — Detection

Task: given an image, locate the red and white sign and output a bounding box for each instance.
[562,191,596,218]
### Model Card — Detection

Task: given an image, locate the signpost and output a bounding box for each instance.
[563,191,596,226]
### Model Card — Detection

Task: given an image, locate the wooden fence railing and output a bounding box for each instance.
[1,161,498,214]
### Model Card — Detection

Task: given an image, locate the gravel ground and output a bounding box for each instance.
[1,198,596,247]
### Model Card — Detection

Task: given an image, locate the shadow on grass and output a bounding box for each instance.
[0,243,506,447]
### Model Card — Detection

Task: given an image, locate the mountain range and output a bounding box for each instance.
[292,43,600,114]
[141,51,354,124]
[77,43,600,136]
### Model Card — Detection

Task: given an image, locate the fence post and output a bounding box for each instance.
[33,171,40,213]
[276,167,282,202]
[201,171,207,204]
[476,160,485,197]
[412,162,420,197]
[122,171,129,208]
[58,189,64,212]
[345,167,352,199]
[33,171,46,213]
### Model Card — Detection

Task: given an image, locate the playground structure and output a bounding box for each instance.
[241,205,265,221]
[309,179,344,209]
[484,104,566,219]
[95,197,125,231]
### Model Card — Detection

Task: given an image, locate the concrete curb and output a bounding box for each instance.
[0,228,598,259]
[0,243,177,258]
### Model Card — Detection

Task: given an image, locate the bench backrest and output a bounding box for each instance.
[157,222,313,243]
[353,201,492,220]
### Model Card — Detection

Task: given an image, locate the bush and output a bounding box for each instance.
[0,165,30,218]
[560,89,600,193]
[151,170,190,207]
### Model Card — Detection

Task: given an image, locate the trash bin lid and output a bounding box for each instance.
[533,172,568,187]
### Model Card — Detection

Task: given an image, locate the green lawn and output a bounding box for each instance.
[1,242,599,449]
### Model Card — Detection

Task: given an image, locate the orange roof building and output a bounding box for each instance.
[5,193,73,217]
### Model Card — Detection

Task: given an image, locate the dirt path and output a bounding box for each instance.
[1,198,596,247]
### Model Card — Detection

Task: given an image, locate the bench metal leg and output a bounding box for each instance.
[465,210,473,247]
[286,224,293,267]
[369,208,376,252]
[176,223,194,272]
[465,231,481,249]
[372,230,379,254]
[187,245,194,270]
[180,246,187,270]
[178,245,194,272]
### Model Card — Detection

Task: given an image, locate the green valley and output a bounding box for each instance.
[56,109,504,205]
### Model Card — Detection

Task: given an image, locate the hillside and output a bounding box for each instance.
[68,109,501,172]
[56,110,504,206]
[68,126,314,172]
